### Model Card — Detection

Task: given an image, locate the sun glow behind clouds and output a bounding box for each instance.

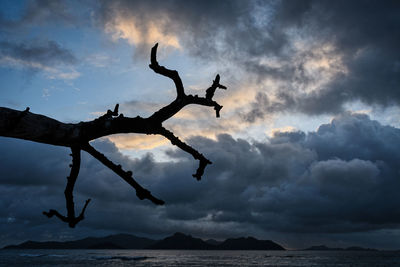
[292,42,348,95]
[106,134,168,150]
[105,14,181,49]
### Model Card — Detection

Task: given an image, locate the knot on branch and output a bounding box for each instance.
[215,105,223,118]
[108,103,119,116]
[158,126,213,181]
[193,156,212,181]
[206,74,227,100]
[82,143,165,206]
[22,107,30,114]
[136,188,165,205]
[97,104,120,121]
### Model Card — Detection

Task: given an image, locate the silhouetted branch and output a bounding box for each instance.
[148,43,226,121]
[82,143,164,205]
[1,43,227,228]
[149,43,185,98]
[206,74,227,100]
[157,126,212,180]
[43,147,91,227]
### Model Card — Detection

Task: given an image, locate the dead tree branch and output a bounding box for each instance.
[82,143,164,205]
[43,147,91,227]
[157,126,211,180]
[0,43,226,227]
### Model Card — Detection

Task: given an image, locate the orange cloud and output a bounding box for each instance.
[105,14,180,49]
[106,134,168,150]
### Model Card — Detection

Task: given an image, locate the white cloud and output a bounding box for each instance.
[105,14,181,49]
[0,55,80,80]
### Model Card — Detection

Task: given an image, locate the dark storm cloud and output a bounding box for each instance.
[1,1,397,115]
[96,0,283,60]
[1,113,400,247]
[96,0,400,117]
[239,0,400,117]
[95,0,254,59]
[185,113,400,235]
[0,137,70,186]
[0,40,77,67]
[291,0,400,114]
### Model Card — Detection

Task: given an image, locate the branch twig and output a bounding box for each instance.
[157,127,212,180]
[43,147,91,227]
[2,43,228,227]
[149,43,185,98]
[82,143,164,205]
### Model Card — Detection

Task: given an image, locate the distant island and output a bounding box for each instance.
[3,232,285,250]
[3,233,381,251]
[148,233,285,250]
[3,233,155,250]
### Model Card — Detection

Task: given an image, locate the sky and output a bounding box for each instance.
[0,0,400,250]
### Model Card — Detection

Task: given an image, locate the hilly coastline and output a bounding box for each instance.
[3,233,156,250]
[3,232,285,251]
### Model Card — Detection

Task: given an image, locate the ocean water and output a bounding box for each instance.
[1,249,399,266]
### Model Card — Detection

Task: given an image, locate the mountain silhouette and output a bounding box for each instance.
[217,237,285,250]
[148,233,285,250]
[147,232,214,250]
[205,239,222,246]
[3,232,286,250]
[3,233,155,249]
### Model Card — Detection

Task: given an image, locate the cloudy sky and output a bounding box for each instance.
[1,0,400,250]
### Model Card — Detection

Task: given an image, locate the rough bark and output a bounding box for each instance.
[0,43,226,227]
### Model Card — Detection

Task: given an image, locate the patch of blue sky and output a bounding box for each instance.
[0,0,26,21]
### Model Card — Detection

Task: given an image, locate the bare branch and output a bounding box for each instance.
[187,94,224,118]
[42,199,91,227]
[149,43,185,98]
[102,103,120,119]
[42,209,68,223]
[206,74,227,100]
[43,147,91,228]
[1,43,228,227]
[157,127,212,180]
[76,198,91,222]
[82,143,164,205]
[148,46,226,121]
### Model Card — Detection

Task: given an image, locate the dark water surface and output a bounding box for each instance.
[1,249,399,266]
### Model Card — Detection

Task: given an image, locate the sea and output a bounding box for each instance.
[1,249,400,266]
